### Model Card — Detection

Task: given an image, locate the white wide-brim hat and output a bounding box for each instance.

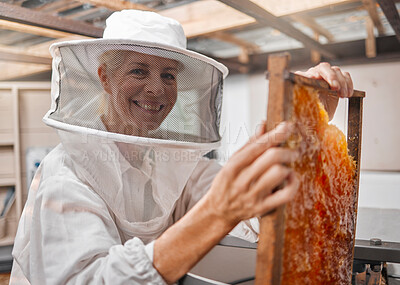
[49,10,229,91]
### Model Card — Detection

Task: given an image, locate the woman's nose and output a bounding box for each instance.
[144,74,164,96]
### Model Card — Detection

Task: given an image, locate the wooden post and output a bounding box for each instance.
[311,32,321,64]
[366,17,377,58]
[255,52,292,285]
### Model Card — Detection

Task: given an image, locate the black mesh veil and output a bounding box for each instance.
[44,40,227,148]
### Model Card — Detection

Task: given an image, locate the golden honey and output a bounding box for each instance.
[282,85,356,284]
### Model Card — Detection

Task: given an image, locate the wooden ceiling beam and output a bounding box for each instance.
[160,0,255,38]
[76,0,153,11]
[215,35,400,74]
[43,0,358,18]
[0,19,79,38]
[377,0,400,43]
[1,0,368,45]
[311,32,322,63]
[362,0,385,36]
[251,0,354,17]
[294,1,363,18]
[0,47,52,65]
[0,0,361,46]
[217,0,337,59]
[0,30,34,45]
[38,0,83,14]
[0,61,51,81]
[27,36,88,56]
[204,31,260,52]
[0,35,89,80]
[289,14,334,42]
[203,31,260,65]
[64,7,104,19]
[160,0,356,39]
[0,2,103,38]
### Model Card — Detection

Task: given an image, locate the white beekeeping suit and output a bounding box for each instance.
[10,10,258,285]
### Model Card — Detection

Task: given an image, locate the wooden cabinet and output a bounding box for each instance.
[0,82,59,246]
[0,85,21,246]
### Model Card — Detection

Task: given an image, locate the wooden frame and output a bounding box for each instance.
[255,53,365,284]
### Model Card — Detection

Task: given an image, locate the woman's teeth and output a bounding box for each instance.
[134,101,162,111]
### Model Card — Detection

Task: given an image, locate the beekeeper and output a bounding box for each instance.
[10,9,353,285]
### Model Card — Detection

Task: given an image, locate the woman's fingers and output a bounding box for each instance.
[255,120,267,138]
[313,62,340,89]
[296,63,354,98]
[229,122,293,173]
[253,171,300,216]
[209,122,300,224]
[236,147,298,189]
[343,71,353,98]
[251,164,292,198]
[331,66,348,97]
[300,62,340,89]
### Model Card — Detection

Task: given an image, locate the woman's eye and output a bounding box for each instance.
[130,69,146,76]
[162,73,176,81]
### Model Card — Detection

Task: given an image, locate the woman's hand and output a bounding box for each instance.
[295,62,353,120]
[205,122,300,227]
[153,122,299,284]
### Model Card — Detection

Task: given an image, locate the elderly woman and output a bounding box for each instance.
[11,10,353,285]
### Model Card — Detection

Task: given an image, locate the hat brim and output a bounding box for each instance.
[50,38,229,91]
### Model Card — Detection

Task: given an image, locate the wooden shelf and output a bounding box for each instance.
[0,178,15,187]
[0,141,13,147]
[0,83,54,249]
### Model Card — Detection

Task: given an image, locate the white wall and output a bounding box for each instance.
[341,62,400,171]
[221,61,400,169]
[218,74,252,161]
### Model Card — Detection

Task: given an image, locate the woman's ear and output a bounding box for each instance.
[98,64,112,94]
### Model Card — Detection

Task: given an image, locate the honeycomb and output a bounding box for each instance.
[281,85,356,284]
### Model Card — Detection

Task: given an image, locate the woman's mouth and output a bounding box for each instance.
[133,100,164,112]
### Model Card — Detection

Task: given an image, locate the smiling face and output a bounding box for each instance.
[98,50,179,136]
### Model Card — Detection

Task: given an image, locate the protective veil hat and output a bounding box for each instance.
[101,9,228,81]
[50,10,228,89]
[43,9,228,149]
